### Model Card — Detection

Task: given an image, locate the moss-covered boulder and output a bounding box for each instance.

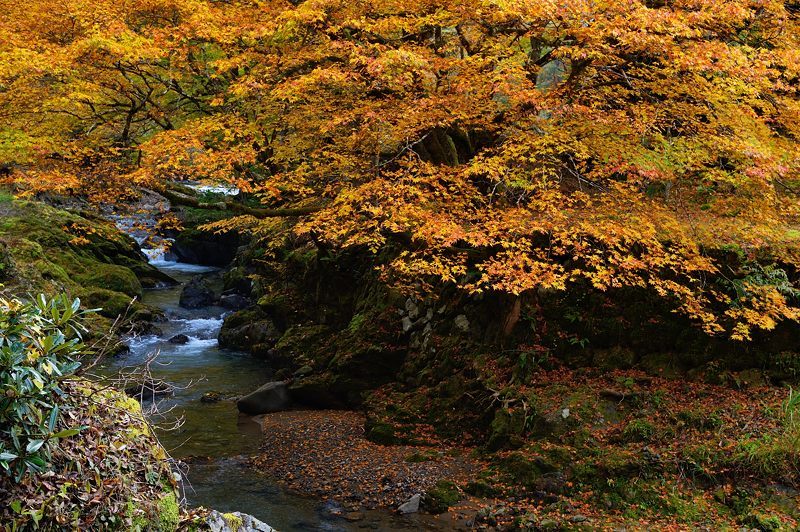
[0,198,169,328]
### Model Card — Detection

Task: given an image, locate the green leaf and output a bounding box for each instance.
[47,404,59,432]
[10,500,21,513]
[52,428,80,438]
[25,439,45,453]
[0,452,18,462]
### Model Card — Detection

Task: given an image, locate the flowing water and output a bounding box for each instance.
[98,256,444,530]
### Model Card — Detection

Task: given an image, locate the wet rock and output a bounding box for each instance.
[179,276,216,309]
[220,293,250,311]
[218,308,281,354]
[201,391,223,403]
[237,381,291,415]
[206,510,273,532]
[168,334,190,344]
[397,493,421,514]
[405,298,420,319]
[343,511,365,522]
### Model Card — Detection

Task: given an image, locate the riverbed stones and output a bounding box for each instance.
[179,276,216,309]
[237,381,291,415]
[206,510,273,532]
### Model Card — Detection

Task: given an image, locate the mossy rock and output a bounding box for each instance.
[364,420,397,445]
[487,407,528,450]
[464,479,500,498]
[621,419,657,443]
[495,452,559,490]
[592,346,637,370]
[423,480,460,514]
[157,492,180,531]
[81,288,139,318]
[75,262,142,298]
[0,241,12,280]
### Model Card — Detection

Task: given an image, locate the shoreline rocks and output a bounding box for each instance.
[237,381,291,415]
[206,510,273,532]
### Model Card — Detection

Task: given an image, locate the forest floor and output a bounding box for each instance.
[252,410,484,515]
[251,369,800,530]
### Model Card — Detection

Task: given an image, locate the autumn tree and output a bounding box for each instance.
[2,0,799,339]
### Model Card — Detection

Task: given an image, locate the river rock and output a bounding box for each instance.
[201,391,223,403]
[168,334,190,344]
[218,309,281,354]
[220,294,250,311]
[179,276,216,309]
[398,493,421,514]
[237,381,291,415]
[206,510,273,532]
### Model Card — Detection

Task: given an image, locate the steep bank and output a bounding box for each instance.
[220,236,800,529]
[0,196,174,338]
[0,378,181,530]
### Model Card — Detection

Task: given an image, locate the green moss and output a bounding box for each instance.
[742,513,782,531]
[157,492,180,531]
[81,288,137,318]
[222,512,243,530]
[365,422,396,445]
[622,419,656,443]
[74,262,142,298]
[424,480,460,514]
[347,312,366,333]
[405,449,438,463]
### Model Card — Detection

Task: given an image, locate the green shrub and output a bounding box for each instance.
[0,294,87,480]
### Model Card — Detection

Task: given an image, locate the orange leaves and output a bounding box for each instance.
[477,251,568,295]
[1,0,798,340]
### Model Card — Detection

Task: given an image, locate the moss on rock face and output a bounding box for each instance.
[74,262,142,298]
[0,199,165,328]
[157,492,181,531]
[423,480,460,514]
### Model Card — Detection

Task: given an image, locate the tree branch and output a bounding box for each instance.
[160,186,323,218]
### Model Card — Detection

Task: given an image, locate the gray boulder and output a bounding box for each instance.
[206,510,273,532]
[237,381,290,415]
[398,493,421,514]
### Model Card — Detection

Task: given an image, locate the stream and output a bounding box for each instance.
[97,237,442,530]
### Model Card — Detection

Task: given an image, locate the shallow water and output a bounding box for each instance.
[97,261,444,531]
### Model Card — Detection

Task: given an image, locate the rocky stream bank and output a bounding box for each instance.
[3,185,800,530]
